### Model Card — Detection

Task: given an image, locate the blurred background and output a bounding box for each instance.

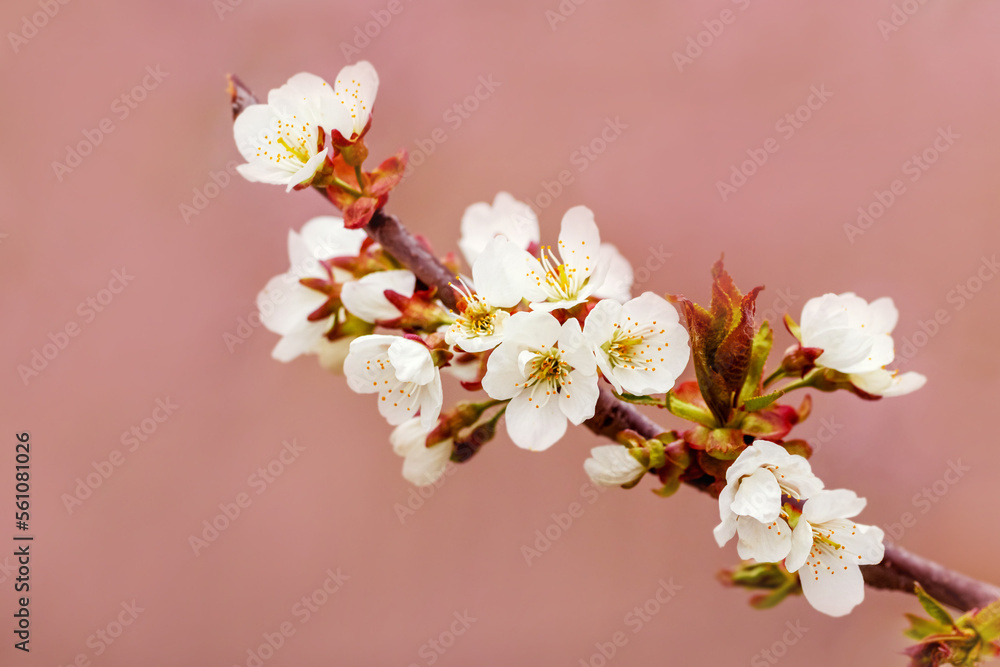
[3,0,1000,664]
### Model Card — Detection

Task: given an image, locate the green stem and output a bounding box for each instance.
[762,367,787,390]
[329,176,364,198]
[353,165,366,191]
[773,369,821,394]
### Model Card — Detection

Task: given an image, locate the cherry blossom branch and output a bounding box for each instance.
[228,75,999,614]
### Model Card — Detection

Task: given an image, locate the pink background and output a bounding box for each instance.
[3,0,1000,664]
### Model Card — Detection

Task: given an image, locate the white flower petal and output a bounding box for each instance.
[299,215,366,261]
[459,192,539,266]
[316,336,355,373]
[799,550,865,617]
[332,61,379,138]
[271,318,331,362]
[800,293,900,373]
[584,445,645,486]
[730,468,782,523]
[556,205,601,276]
[558,369,599,425]
[387,338,436,386]
[802,489,866,524]
[258,274,327,335]
[785,518,815,573]
[735,516,792,562]
[849,369,926,397]
[481,342,525,401]
[390,418,429,456]
[417,373,444,430]
[592,244,634,302]
[472,236,530,308]
[505,391,567,451]
[402,439,452,486]
[340,270,416,323]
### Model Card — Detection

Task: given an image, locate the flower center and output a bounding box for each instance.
[277,135,311,164]
[464,301,495,335]
[450,278,498,339]
[527,349,570,387]
[602,321,668,371]
[537,246,583,300]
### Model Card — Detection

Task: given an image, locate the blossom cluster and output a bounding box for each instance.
[232,62,929,620]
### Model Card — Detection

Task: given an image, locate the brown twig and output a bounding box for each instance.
[228,75,1000,614]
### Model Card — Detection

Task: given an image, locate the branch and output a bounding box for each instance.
[228,75,1000,614]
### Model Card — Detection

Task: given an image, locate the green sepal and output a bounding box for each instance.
[741,390,786,413]
[916,584,957,628]
[739,320,773,405]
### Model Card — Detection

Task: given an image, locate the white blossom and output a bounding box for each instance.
[785,489,885,617]
[344,335,443,429]
[390,418,452,486]
[714,440,824,563]
[459,192,539,267]
[848,368,927,397]
[799,293,898,374]
[583,292,690,396]
[258,216,366,362]
[481,310,598,451]
[515,206,614,311]
[340,269,416,324]
[445,236,530,353]
[584,445,645,486]
[233,63,378,191]
[591,243,634,303]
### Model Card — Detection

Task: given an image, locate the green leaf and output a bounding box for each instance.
[916,584,956,628]
[904,613,949,641]
[972,597,1000,643]
[616,393,663,406]
[742,390,786,413]
[664,391,717,427]
[739,320,773,404]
